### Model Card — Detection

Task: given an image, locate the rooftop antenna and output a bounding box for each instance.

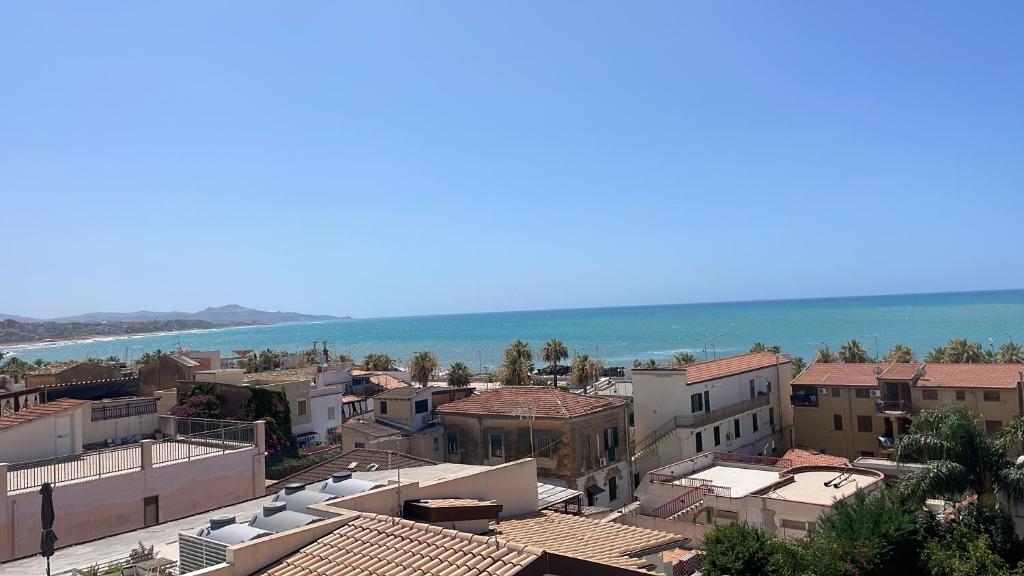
[511,400,537,454]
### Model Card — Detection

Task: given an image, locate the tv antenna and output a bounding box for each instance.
[511,400,537,454]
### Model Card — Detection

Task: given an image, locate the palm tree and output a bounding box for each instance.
[749,342,780,354]
[671,351,698,365]
[571,354,603,394]
[540,339,569,387]
[895,405,1024,508]
[258,348,279,371]
[925,346,946,363]
[838,339,870,363]
[408,351,438,386]
[943,338,986,363]
[362,353,396,371]
[791,356,806,376]
[497,340,533,386]
[884,344,916,363]
[447,362,472,388]
[998,342,1024,364]
[814,344,837,363]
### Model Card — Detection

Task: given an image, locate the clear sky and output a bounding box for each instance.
[2,2,1022,319]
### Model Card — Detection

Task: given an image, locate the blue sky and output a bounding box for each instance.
[2,2,1022,319]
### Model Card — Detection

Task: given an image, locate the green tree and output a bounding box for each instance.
[925,346,947,363]
[671,351,698,365]
[895,405,1024,508]
[84,355,104,364]
[447,362,472,388]
[791,356,806,376]
[839,339,870,363]
[257,348,279,371]
[922,520,1013,576]
[135,349,164,367]
[408,351,438,387]
[700,522,778,576]
[0,357,33,379]
[570,354,603,394]
[943,338,986,363]
[814,344,837,363]
[750,342,781,354]
[885,344,916,363]
[997,342,1024,364]
[362,353,396,371]
[497,340,533,386]
[540,339,568,387]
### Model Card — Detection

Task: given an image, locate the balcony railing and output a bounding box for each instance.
[7,444,141,492]
[876,400,915,414]
[153,423,256,465]
[790,394,819,408]
[635,395,771,455]
[92,400,158,422]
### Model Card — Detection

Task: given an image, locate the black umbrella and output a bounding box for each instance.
[40,482,57,576]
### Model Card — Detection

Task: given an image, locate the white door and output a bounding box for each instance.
[55,415,73,456]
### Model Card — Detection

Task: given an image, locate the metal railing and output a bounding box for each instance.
[153,423,256,465]
[713,451,792,468]
[635,395,771,455]
[169,417,246,436]
[651,486,708,519]
[7,444,140,491]
[790,393,819,407]
[92,400,158,421]
[876,400,915,414]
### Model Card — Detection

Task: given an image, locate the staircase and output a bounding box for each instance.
[634,395,772,458]
[649,486,709,520]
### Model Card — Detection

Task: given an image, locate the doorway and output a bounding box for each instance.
[144,496,159,527]
[55,415,73,456]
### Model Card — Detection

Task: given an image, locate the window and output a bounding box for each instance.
[414,399,429,414]
[986,420,1003,434]
[831,388,841,398]
[733,418,741,439]
[713,425,721,446]
[769,407,775,427]
[327,406,336,420]
[490,433,503,458]
[703,390,710,412]
[536,431,554,458]
[433,436,439,451]
[857,415,873,433]
[695,431,703,452]
[608,477,618,502]
[921,390,938,401]
[355,442,366,449]
[297,400,307,416]
[690,393,704,413]
[833,414,843,431]
[604,427,620,461]
[446,431,458,454]
[859,451,875,458]
[380,400,388,414]
[855,389,871,398]
[749,379,756,399]
[984,391,1001,402]
[751,413,759,433]
[956,390,966,401]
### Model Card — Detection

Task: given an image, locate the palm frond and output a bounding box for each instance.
[996,463,1024,505]
[896,460,971,503]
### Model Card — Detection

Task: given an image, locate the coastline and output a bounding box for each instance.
[0,323,262,352]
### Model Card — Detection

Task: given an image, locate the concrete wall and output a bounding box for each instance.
[0,404,87,463]
[614,513,712,546]
[192,370,245,386]
[0,421,265,562]
[83,400,159,446]
[26,363,121,389]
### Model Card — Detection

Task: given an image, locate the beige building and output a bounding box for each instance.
[631,352,794,481]
[339,386,471,459]
[787,362,1024,460]
[437,387,632,509]
[26,362,122,388]
[635,450,882,542]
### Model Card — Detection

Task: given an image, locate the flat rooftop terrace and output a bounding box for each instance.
[764,468,881,505]
[682,465,780,497]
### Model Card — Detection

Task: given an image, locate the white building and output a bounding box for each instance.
[631,352,793,479]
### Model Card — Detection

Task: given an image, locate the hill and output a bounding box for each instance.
[0,305,344,325]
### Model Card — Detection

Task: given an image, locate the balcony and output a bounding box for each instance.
[876,400,915,415]
[676,394,770,428]
[790,393,819,408]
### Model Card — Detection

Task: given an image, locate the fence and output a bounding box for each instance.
[92,400,158,421]
[650,486,708,519]
[7,444,140,491]
[152,423,256,465]
[713,451,791,468]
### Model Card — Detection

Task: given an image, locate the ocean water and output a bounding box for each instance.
[6,290,1024,370]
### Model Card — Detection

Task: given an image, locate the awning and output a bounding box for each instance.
[585,484,606,497]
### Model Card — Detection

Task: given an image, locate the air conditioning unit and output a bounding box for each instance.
[599,457,608,467]
[869,389,881,397]
[817,387,829,395]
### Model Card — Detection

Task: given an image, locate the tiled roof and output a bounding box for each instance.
[343,417,406,437]
[265,449,437,495]
[435,387,625,419]
[490,510,688,571]
[0,398,88,430]
[376,386,428,399]
[793,362,1024,389]
[27,362,89,375]
[244,366,316,383]
[682,352,788,384]
[780,449,849,468]
[262,513,542,576]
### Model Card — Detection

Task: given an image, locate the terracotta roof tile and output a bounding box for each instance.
[780,449,849,468]
[265,449,437,494]
[490,510,688,571]
[0,398,87,430]
[262,513,541,576]
[634,352,790,383]
[793,362,1024,389]
[435,387,625,419]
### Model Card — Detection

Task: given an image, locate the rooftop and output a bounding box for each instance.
[779,448,849,468]
[633,351,789,383]
[27,362,103,375]
[261,512,542,576]
[0,398,87,430]
[342,416,407,437]
[762,467,882,505]
[793,362,1024,388]
[265,448,438,494]
[490,510,688,571]
[375,386,432,399]
[685,465,780,497]
[435,386,625,419]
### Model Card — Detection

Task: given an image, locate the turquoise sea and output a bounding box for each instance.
[6,290,1024,370]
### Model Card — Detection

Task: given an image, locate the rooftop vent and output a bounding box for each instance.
[283,482,305,495]
[332,471,353,481]
[263,502,287,516]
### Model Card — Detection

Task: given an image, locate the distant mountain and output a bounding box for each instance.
[1,305,345,325]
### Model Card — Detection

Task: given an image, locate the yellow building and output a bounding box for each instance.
[786,362,1024,460]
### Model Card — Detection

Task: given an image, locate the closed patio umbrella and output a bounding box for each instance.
[40,482,57,576]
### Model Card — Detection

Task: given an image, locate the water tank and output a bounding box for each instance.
[249,502,323,532]
[273,483,338,512]
[320,472,384,498]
